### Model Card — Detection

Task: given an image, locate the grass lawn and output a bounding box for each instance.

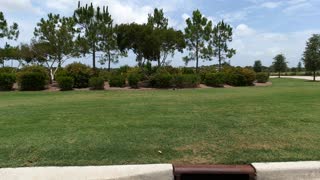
[1,78,320,168]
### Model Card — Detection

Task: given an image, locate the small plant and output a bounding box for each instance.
[204,73,225,87]
[256,72,269,83]
[99,70,111,81]
[150,71,173,88]
[89,77,105,90]
[174,74,200,88]
[17,72,47,91]
[65,62,93,88]
[57,76,74,91]
[224,67,256,86]
[109,74,126,87]
[0,73,16,91]
[128,73,140,88]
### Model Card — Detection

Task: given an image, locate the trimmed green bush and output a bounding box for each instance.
[89,77,105,90]
[109,74,126,87]
[128,73,140,88]
[0,67,16,74]
[0,73,16,91]
[256,72,269,83]
[99,70,111,81]
[224,67,256,86]
[150,71,173,88]
[181,67,195,74]
[205,73,226,87]
[65,63,92,88]
[57,76,74,91]
[17,72,47,91]
[174,74,200,88]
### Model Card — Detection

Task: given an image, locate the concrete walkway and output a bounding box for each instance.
[252,161,320,180]
[0,164,174,180]
[270,76,320,81]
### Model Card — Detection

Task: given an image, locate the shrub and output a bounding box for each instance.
[55,68,68,80]
[204,73,226,87]
[109,74,126,87]
[256,72,269,83]
[0,73,16,91]
[17,72,47,91]
[20,65,49,82]
[89,77,105,90]
[57,76,74,91]
[0,67,16,74]
[65,62,92,88]
[128,73,140,88]
[99,70,111,81]
[174,74,200,88]
[150,71,173,88]
[224,67,256,86]
[181,67,195,74]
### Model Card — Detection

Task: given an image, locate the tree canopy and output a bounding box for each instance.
[302,34,320,81]
[273,54,287,78]
[211,20,236,71]
[183,10,213,72]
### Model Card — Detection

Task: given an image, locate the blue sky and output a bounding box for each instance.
[1,0,320,68]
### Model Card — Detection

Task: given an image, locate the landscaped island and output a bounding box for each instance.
[0,78,319,167]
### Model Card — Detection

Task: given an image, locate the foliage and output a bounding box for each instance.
[302,34,320,81]
[297,62,303,72]
[65,62,92,88]
[256,72,269,83]
[224,67,256,86]
[74,2,112,69]
[149,70,173,88]
[0,11,19,40]
[204,73,226,87]
[98,70,111,81]
[128,72,140,88]
[183,10,213,72]
[0,73,16,91]
[34,13,77,81]
[17,72,47,91]
[89,77,105,90]
[0,67,16,73]
[253,60,262,73]
[211,20,236,71]
[109,73,126,87]
[56,76,74,91]
[174,74,200,88]
[273,54,287,78]
[180,67,195,74]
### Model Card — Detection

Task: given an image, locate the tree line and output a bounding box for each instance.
[0,3,235,81]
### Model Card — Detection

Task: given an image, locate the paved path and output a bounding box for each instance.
[270,76,319,81]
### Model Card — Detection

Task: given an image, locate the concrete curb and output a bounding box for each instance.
[252,161,320,180]
[0,164,174,180]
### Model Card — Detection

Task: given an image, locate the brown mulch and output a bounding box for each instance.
[11,81,272,92]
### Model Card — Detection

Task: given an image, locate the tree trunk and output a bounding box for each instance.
[313,71,316,81]
[196,48,199,73]
[218,49,222,72]
[49,68,54,84]
[108,52,111,72]
[278,71,281,78]
[157,58,161,67]
[92,45,96,70]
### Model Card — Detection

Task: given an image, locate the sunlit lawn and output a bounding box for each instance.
[1,78,320,167]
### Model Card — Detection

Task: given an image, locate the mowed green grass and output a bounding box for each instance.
[1,78,320,168]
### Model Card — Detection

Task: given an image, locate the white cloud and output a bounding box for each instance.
[235,24,255,37]
[231,24,317,67]
[261,2,282,9]
[0,0,43,14]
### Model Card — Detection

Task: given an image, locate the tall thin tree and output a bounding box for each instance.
[211,20,236,71]
[183,10,212,72]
